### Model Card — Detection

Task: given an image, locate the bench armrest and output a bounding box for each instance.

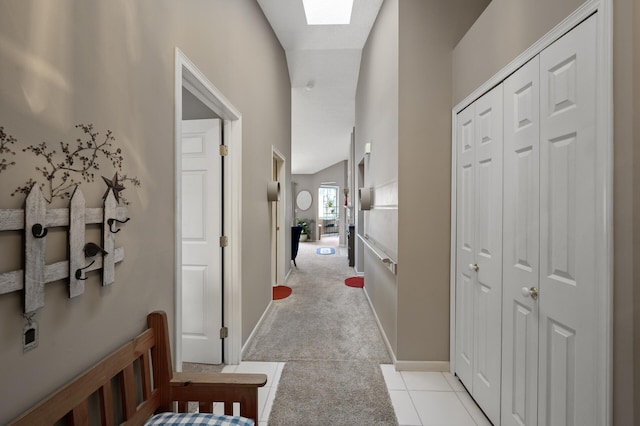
[169,372,267,422]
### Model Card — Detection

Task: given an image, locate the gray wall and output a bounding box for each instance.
[452,0,585,104]
[0,1,290,423]
[453,0,638,422]
[355,0,400,355]
[355,0,489,362]
[396,0,489,362]
[292,160,347,244]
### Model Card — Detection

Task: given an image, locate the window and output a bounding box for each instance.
[318,186,339,236]
[302,0,354,25]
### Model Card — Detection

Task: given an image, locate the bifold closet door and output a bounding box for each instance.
[502,56,540,426]
[471,85,503,425]
[455,84,503,425]
[538,14,598,426]
[455,104,476,389]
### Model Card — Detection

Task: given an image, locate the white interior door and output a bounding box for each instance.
[455,104,476,388]
[538,14,598,426]
[181,118,223,364]
[471,84,503,425]
[502,56,540,426]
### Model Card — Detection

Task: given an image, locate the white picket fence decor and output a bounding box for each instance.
[0,185,128,313]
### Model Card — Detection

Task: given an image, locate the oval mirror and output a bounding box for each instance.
[296,190,312,211]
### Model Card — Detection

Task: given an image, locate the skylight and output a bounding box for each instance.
[302,0,354,25]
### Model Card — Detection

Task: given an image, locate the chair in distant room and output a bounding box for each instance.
[291,225,303,266]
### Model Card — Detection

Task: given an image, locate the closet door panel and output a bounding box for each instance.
[539,14,597,426]
[472,84,503,425]
[502,56,540,426]
[455,105,476,388]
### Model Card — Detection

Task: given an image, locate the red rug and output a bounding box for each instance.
[345,276,364,288]
[273,285,292,300]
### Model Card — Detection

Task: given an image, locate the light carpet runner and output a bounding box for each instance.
[243,238,397,425]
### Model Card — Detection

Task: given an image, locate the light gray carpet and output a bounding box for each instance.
[268,360,398,426]
[243,238,391,363]
[243,237,397,425]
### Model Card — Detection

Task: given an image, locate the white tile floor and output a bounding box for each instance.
[380,365,492,426]
[221,361,491,426]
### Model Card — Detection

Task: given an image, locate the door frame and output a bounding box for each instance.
[271,147,286,286]
[449,0,613,423]
[175,48,243,368]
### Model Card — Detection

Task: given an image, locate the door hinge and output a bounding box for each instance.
[219,236,228,247]
[220,326,228,339]
[219,145,228,156]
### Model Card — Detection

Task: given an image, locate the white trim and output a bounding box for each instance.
[449,2,612,424]
[395,361,450,372]
[362,285,397,365]
[174,54,183,371]
[224,117,243,365]
[241,300,273,358]
[594,3,614,424]
[175,48,244,368]
[449,108,457,375]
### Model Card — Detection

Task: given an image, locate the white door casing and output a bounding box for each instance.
[502,56,540,426]
[455,103,475,389]
[471,84,503,425]
[271,156,278,286]
[181,118,222,365]
[538,14,598,426]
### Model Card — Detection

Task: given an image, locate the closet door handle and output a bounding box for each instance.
[469,263,479,272]
[521,286,539,300]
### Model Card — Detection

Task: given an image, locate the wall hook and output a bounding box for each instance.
[83,242,108,257]
[75,260,95,281]
[107,217,130,233]
[31,223,48,239]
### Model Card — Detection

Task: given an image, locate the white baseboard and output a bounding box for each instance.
[284,267,292,283]
[354,266,365,276]
[241,299,273,359]
[362,280,450,373]
[394,360,451,372]
[362,287,397,364]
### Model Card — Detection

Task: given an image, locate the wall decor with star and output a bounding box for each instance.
[0,125,140,330]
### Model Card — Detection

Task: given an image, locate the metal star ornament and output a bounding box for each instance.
[102,173,125,203]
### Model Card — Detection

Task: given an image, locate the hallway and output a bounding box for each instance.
[231,236,491,425]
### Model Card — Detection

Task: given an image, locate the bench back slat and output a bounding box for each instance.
[99,381,115,426]
[69,399,89,425]
[121,363,138,420]
[11,328,156,425]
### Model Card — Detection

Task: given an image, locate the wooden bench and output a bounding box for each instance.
[10,311,267,425]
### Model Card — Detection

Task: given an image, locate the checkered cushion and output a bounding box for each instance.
[145,412,254,426]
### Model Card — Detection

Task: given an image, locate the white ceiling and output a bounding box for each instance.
[257,0,383,175]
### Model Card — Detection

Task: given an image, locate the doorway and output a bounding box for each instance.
[318,185,339,239]
[181,117,223,365]
[355,160,365,274]
[271,148,286,286]
[174,48,243,369]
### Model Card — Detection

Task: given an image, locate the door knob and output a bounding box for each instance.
[469,263,479,272]
[521,286,539,300]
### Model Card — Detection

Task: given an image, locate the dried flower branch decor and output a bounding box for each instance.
[0,127,17,174]
[4,124,140,204]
